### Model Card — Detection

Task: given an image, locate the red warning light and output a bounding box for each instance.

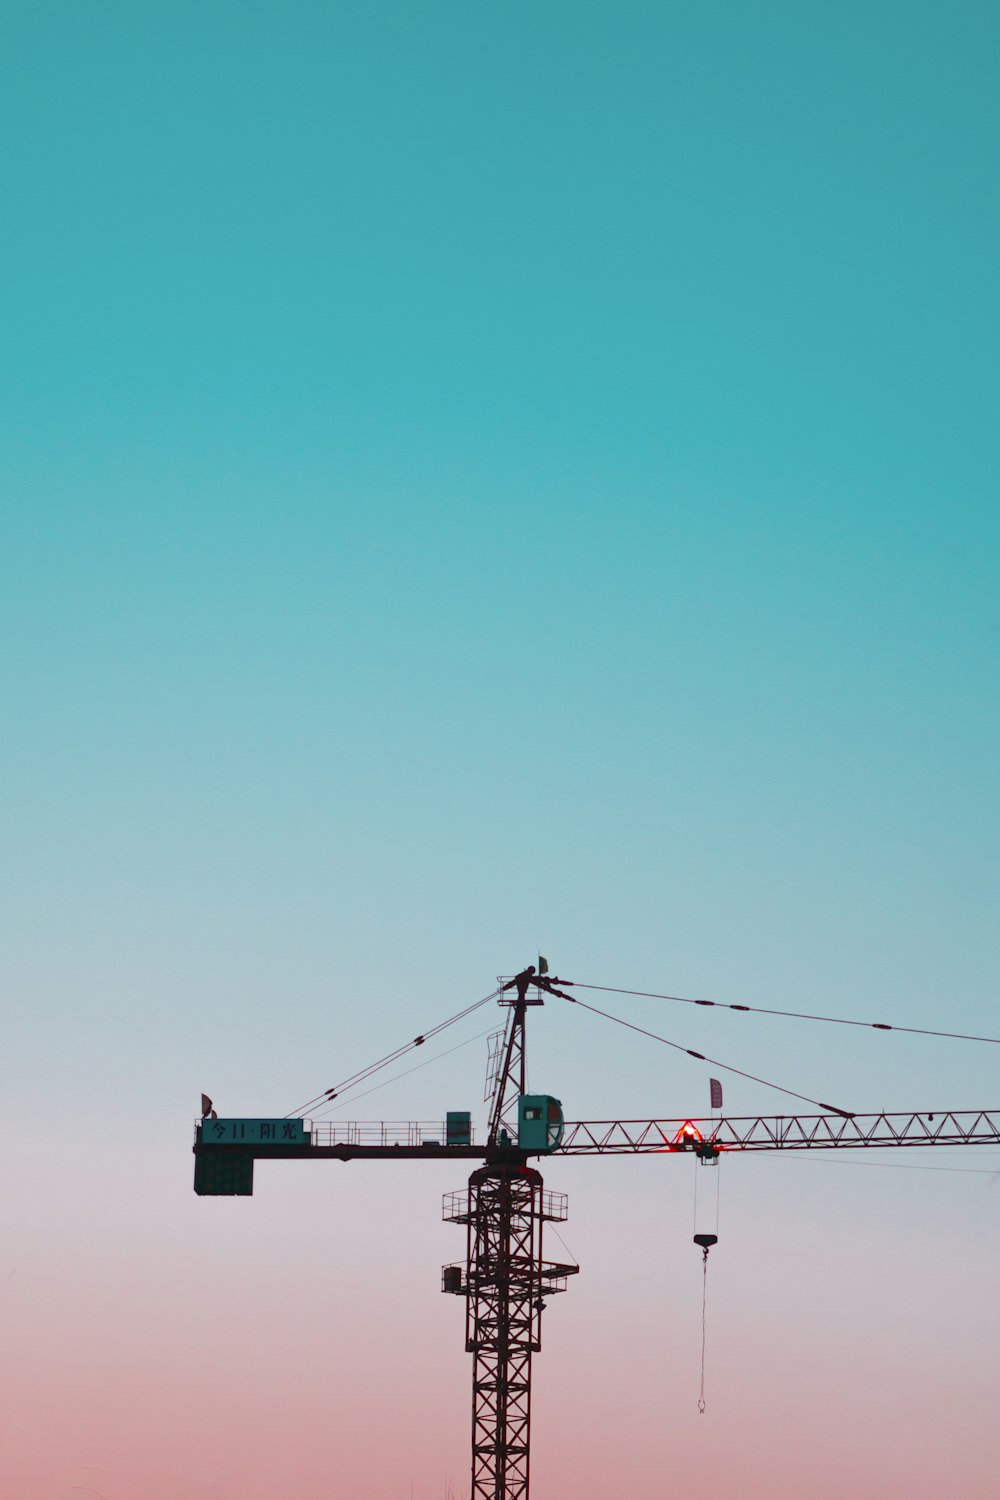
[657,1121,707,1151]
[655,1121,713,1152]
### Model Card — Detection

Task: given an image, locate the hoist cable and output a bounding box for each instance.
[285,989,500,1118]
[698,1248,709,1416]
[571,982,1000,1046]
[561,993,855,1116]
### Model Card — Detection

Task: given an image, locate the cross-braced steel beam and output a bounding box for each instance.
[443,1163,577,1500]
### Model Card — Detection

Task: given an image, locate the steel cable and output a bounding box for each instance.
[307,1023,500,1120]
[285,989,500,1118]
[561,993,855,1115]
[571,982,1000,1045]
[698,1249,709,1416]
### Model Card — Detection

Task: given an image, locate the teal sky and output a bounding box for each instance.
[2,5,998,1498]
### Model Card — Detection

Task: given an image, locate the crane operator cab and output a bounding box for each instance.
[518,1095,565,1152]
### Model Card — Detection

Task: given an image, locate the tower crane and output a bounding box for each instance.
[192,966,1000,1500]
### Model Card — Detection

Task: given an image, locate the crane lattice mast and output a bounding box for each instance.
[440,967,578,1500]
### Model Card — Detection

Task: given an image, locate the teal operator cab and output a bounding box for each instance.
[517,1095,565,1152]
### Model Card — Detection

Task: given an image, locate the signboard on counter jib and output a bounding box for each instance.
[202,1119,309,1146]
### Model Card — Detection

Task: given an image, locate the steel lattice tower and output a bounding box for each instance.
[443,1164,575,1499]
[442,969,577,1499]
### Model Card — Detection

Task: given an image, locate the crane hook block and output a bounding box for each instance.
[693,1233,718,1250]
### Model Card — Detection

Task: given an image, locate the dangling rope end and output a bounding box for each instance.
[697,1238,712,1414]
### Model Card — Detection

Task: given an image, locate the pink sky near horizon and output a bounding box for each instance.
[3,1128,997,1500]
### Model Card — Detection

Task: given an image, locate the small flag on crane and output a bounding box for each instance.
[538,955,549,975]
[709,1078,723,1111]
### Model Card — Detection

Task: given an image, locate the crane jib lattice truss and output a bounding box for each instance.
[196,1107,1000,1164]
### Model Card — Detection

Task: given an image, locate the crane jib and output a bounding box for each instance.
[195,1108,1000,1159]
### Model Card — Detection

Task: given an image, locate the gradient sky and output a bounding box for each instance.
[2,3,999,1497]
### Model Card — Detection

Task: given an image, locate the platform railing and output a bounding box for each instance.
[307,1120,470,1149]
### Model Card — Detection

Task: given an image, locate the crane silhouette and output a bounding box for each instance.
[193,965,1000,1499]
